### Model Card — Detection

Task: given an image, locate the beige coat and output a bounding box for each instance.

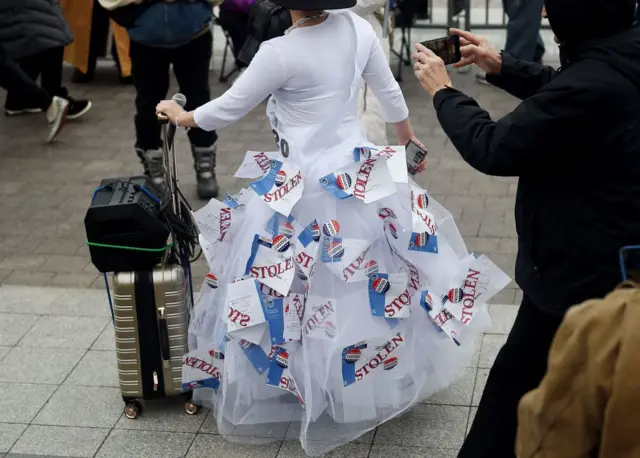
[517,284,640,458]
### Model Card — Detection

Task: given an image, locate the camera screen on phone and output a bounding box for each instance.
[621,246,640,282]
[423,36,460,65]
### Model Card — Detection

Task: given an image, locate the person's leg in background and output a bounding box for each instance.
[129,40,172,184]
[73,0,110,83]
[456,296,563,458]
[503,0,545,62]
[0,46,68,142]
[31,46,93,120]
[172,31,219,199]
[477,0,544,84]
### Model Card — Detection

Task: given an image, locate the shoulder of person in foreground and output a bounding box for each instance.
[517,284,640,458]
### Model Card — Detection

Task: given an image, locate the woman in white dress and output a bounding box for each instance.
[157,1,509,455]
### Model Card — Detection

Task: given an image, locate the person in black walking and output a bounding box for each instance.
[412,0,640,456]
[0,45,68,142]
[0,0,92,120]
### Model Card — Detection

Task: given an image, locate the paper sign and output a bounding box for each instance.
[266,347,306,408]
[193,199,237,243]
[248,244,295,297]
[319,156,397,204]
[301,296,337,340]
[181,346,224,391]
[367,272,411,319]
[321,237,374,281]
[342,332,405,387]
[353,145,408,184]
[250,160,304,217]
[225,278,267,344]
[408,209,439,254]
[234,150,283,178]
[420,291,462,345]
[264,296,302,345]
[442,255,511,326]
[294,241,319,282]
[237,338,270,374]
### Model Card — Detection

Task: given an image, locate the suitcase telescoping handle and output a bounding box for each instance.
[157,307,171,362]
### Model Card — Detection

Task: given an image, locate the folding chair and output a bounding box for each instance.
[391,8,413,82]
[214,15,241,83]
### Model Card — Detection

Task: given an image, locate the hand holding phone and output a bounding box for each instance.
[420,35,461,66]
[406,139,428,176]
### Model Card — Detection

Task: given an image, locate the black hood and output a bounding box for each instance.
[545,0,635,43]
[560,26,640,90]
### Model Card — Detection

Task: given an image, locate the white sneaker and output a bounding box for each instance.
[45,96,69,143]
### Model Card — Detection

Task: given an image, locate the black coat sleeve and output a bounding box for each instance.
[432,81,591,177]
[486,53,559,100]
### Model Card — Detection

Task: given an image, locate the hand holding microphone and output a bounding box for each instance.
[156,93,187,126]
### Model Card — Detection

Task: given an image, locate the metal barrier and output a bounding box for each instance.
[408,0,550,31]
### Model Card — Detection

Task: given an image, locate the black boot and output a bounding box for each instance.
[136,148,166,186]
[192,145,219,199]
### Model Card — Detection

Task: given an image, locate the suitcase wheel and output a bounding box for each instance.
[184,400,200,416]
[124,400,143,420]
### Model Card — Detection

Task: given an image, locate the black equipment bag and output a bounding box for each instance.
[237,0,292,66]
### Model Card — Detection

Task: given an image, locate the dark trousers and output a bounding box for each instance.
[218,9,250,65]
[129,31,217,151]
[5,46,65,109]
[82,0,121,76]
[503,0,545,62]
[457,295,563,458]
[0,46,52,111]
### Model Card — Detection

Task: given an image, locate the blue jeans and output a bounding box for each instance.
[503,0,545,62]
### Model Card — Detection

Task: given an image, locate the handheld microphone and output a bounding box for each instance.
[166,93,187,147]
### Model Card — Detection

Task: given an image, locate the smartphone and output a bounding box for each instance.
[421,35,461,65]
[406,140,428,176]
[620,246,640,282]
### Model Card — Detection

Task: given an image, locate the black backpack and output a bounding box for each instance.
[237,0,292,66]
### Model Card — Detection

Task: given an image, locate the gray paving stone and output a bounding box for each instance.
[18,316,108,350]
[96,429,195,458]
[65,350,118,388]
[425,367,477,406]
[488,305,519,335]
[90,324,114,351]
[0,286,63,314]
[478,334,507,369]
[0,347,85,384]
[186,434,281,458]
[472,369,489,407]
[0,347,10,362]
[32,385,123,428]
[0,423,27,453]
[468,407,478,435]
[276,441,369,458]
[374,405,469,449]
[0,383,57,423]
[0,314,38,346]
[369,446,458,458]
[115,396,208,433]
[48,289,111,318]
[201,412,288,439]
[9,425,109,458]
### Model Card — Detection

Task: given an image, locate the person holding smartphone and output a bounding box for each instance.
[413,0,640,456]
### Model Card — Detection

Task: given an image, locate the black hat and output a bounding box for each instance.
[271,0,356,10]
[545,0,635,43]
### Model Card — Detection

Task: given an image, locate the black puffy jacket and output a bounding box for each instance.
[0,0,73,60]
[433,0,640,315]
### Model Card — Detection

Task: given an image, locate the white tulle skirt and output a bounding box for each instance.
[184,150,510,456]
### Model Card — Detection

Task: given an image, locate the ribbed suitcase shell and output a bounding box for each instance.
[113,265,189,399]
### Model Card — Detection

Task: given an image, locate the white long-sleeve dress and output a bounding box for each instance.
[351,0,391,146]
[184,10,510,457]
